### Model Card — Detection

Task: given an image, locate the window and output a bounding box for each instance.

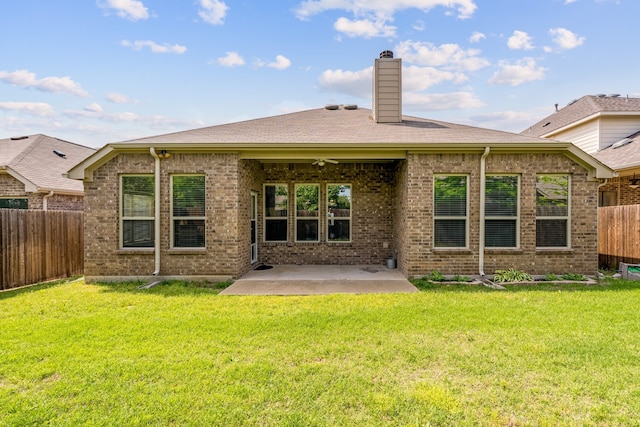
[536,174,570,247]
[172,175,205,248]
[296,184,319,242]
[434,175,468,248]
[0,198,28,209]
[121,175,154,248]
[264,184,288,242]
[327,184,351,242]
[599,191,617,207]
[485,175,519,248]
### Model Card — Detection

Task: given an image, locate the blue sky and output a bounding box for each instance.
[1,0,637,148]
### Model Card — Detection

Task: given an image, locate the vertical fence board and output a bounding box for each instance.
[598,204,640,269]
[0,209,83,290]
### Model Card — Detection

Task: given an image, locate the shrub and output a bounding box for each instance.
[427,270,447,282]
[493,268,533,283]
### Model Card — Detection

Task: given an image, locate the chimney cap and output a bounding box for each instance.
[379,50,394,59]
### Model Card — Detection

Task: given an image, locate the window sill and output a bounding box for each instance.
[536,247,573,254]
[117,248,154,255]
[167,248,207,255]
[432,248,472,255]
[485,248,523,255]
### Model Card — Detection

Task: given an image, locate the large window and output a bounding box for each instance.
[434,175,468,248]
[264,184,288,242]
[171,175,205,248]
[485,175,519,248]
[536,174,570,247]
[296,184,319,242]
[121,175,154,248]
[0,198,28,209]
[327,184,351,242]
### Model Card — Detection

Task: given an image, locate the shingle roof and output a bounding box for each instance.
[592,130,640,171]
[117,107,550,145]
[68,106,615,181]
[522,95,640,138]
[0,134,96,193]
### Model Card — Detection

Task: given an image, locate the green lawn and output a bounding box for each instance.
[1,278,639,426]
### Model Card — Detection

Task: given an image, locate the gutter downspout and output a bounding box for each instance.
[150,147,161,276]
[42,190,54,211]
[479,147,490,278]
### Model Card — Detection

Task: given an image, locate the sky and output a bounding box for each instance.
[1,0,638,148]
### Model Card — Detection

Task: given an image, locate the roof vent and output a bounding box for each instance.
[379,50,394,59]
[596,94,606,98]
[10,136,29,141]
[609,94,621,98]
[325,104,339,110]
[53,150,66,159]
[344,104,358,110]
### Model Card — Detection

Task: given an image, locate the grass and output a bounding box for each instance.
[1,278,640,426]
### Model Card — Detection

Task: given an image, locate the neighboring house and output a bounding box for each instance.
[68,52,613,282]
[523,95,640,206]
[0,134,96,210]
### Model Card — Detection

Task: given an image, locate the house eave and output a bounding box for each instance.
[67,140,613,180]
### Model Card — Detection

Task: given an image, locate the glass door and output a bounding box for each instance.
[250,192,258,264]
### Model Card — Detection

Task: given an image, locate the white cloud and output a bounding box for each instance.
[547,28,585,51]
[0,69,88,97]
[266,55,292,70]
[469,110,539,133]
[84,103,103,113]
[294,0,477,21]
[121,40,187,54]
[217,51,245,67]
[403,65,466,92]
[564,0,577,4]
[0,101,56,117]
[334,17,396,38]
[488,57,546,86]
[98,0,149,21]
[469,31,485,43]
[404,91,484,110]
[508,30,534,50]
[395,40,490,72]
[318,67,373,98]
[198,0,229,25]
[106,92,133,104]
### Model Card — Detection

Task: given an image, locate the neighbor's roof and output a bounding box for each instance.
[592,129,640,173]
[0,134,96,194]
[68,106,614,180]
[523,95,640,138]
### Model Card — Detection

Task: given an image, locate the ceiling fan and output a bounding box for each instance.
[312,158,339,166]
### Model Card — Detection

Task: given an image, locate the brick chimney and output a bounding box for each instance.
[373,50,402,123]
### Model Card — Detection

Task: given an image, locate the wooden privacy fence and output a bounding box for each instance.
[0,209,83,290]
[598,205,640,270]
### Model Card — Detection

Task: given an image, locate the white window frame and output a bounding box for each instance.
[327,183,352,243]
[433,174,469,249]
[170,174,206,249]
[264,183,288,242]
[295,183,320,243]
[120,174,154,249]
[485,174,520,249]
[536,174,571,249]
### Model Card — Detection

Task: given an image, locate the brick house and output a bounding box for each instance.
[68,53,613,282]
[523,95,640,206]
[0,134,96,210]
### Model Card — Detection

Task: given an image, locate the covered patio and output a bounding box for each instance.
[220,264,418,295]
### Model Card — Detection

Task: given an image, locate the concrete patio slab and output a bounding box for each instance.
[220,265,418,295]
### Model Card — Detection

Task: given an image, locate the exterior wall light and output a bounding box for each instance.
[157,150,171,159]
